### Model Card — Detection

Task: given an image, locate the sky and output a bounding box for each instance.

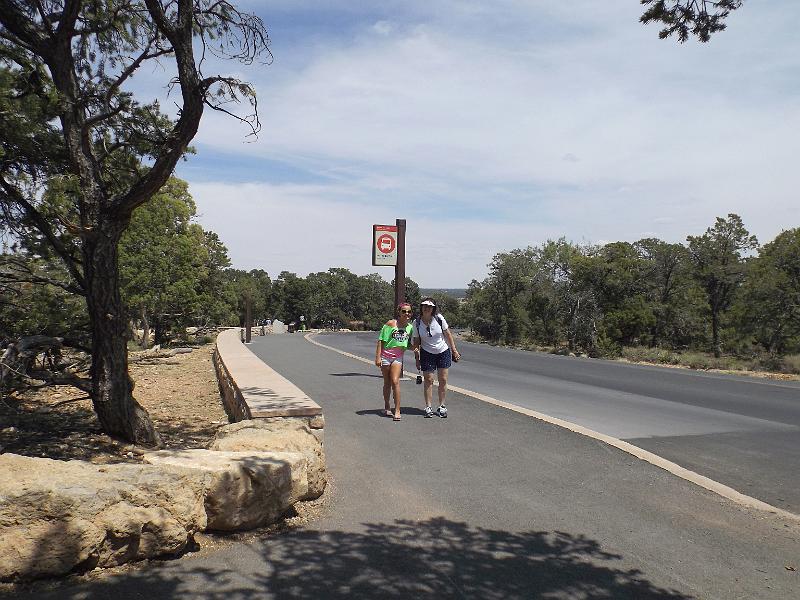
[167,1,800,288]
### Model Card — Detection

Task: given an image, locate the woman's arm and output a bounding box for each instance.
[375,339,384,367]
[444,328,461,362]
[410,325,422,367]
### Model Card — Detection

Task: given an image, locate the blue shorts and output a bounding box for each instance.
[420,348,452,373]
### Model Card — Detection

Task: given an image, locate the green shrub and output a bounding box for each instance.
[754,354,785,373]
[783,355,800,374]
[621,346,680,365]
[592,336,621,359]
[683,352,714,370]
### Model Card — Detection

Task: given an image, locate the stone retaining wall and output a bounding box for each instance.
[214,339,250,421]
[0,329,327,582]
[213,328,323,419]
[212,328,327,500]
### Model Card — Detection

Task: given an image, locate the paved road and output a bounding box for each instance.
[9,334,799,599]
[316,332,800,513]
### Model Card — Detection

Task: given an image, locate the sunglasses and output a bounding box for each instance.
[426,325,432,337]
[400,309,412,314]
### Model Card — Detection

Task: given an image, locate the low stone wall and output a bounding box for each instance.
[212,328,326,500]
[0,330,327,582]
[213,328,323,419]
[214,338,250,421]
[0,448,308,581]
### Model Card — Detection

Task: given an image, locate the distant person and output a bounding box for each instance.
[412,297,461,418]
[375,302,414,421]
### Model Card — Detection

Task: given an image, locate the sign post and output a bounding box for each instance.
[372,219,406,311]
[245,294,252,343]
[394,219,406,310]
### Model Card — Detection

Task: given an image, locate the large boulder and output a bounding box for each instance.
[143,449,308,531]
[210,417,326,499]
[0,454,207,582]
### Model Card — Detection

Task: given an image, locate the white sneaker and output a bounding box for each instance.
[424,406,434,418]
[437,405,447,418]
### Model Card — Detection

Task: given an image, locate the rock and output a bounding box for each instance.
[211,418,326,500]
[0,454,207,582]
[143,449,308,531]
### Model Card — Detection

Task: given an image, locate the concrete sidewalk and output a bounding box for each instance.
[7,334,799,599]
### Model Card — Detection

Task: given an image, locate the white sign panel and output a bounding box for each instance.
[372,224,398,266]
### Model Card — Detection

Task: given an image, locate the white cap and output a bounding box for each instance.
[420,299,436,306]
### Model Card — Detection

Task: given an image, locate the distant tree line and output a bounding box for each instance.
[461,214,800,364]
[1,176,427,351]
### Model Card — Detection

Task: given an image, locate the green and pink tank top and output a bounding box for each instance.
[378,322,413,360]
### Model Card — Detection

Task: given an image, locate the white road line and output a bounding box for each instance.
[305,333,800,523]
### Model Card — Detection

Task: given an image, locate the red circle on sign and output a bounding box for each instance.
[377,234,396,254]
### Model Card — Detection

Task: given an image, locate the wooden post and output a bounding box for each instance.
[394,218,406,309]
[245,295,252,343]
[395,218,406,378]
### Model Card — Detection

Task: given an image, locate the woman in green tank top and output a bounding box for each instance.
[375,302,414,421]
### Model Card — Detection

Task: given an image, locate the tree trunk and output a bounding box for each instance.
[153,318,165,347]
[140,308,150,350]
[84,231,161,447]
[711,310,721,358]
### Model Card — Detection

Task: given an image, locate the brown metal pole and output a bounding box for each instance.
[395,218,406,309]
[245,295,252,343]
[395,218,406,379]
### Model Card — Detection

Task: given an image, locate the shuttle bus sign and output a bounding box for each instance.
[372,224,398,266]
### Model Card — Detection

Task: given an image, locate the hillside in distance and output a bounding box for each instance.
[420,288,467,299]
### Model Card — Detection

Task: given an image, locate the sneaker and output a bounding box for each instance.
[437,405,448,418]
[424,406,434,418]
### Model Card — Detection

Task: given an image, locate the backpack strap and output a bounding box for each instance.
[416,315,444,335]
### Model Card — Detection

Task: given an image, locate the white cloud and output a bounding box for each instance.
[175,2,800,286]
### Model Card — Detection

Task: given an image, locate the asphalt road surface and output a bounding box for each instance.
[8,333,799,599]
[316,332,800,514]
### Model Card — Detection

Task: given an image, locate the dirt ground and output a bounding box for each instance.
[0,344,227,462]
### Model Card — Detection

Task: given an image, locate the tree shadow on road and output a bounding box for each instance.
[356,407,428,418]
[5,517,694,599]
[329,372,383,379]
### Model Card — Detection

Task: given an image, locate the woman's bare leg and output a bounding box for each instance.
[381,365,392,413]
[423,371,434,408]
[437,367,449,406]
[390,361,403,418]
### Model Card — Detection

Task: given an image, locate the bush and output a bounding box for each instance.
[683,353,714,370]
[754,354,785,373]
[749,353,800,375]
[592,336,621,359]
[677,352,745,371]
[783,355,800,374]
[622,346,680,365]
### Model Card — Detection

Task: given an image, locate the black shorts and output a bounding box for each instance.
[420,347,452,372]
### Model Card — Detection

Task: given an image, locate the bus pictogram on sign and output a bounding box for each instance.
[377,234,395,254]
